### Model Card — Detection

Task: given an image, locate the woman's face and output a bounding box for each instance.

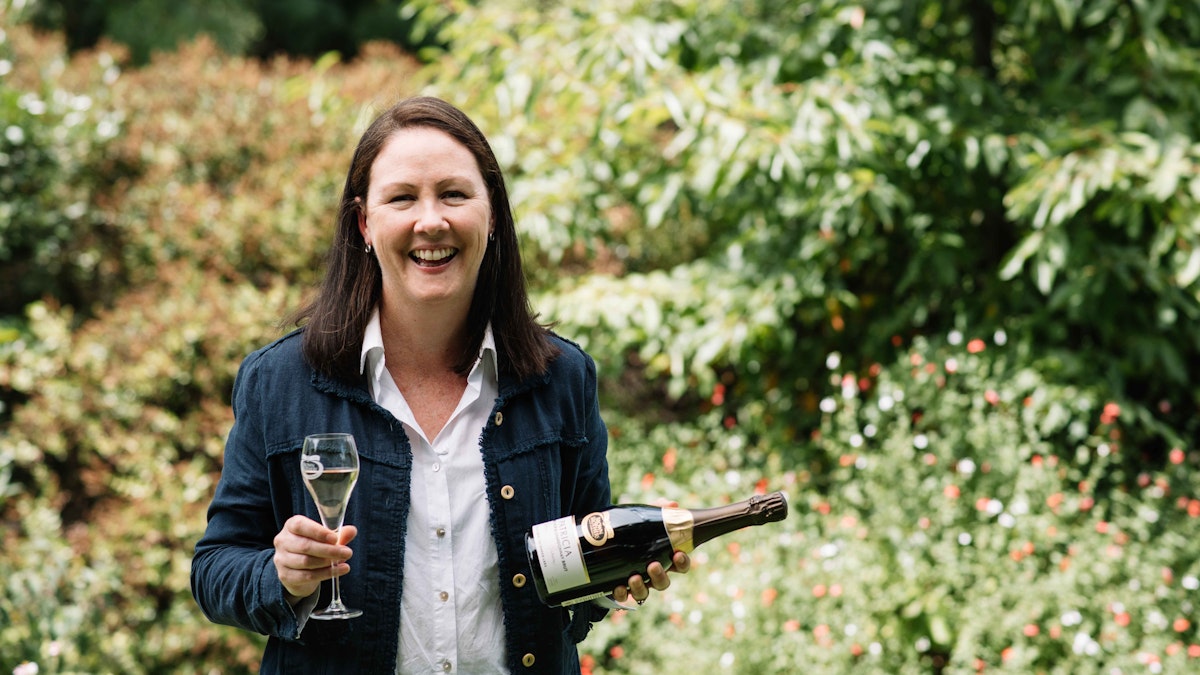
[359,126,493,318]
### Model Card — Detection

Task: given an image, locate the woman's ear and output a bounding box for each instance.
[355,196,369,244]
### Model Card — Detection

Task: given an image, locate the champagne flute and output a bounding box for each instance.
[300,433,363,620]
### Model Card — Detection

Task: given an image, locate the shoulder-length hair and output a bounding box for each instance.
[290,96,559,382]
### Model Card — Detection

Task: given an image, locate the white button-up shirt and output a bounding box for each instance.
[360,309,509,675]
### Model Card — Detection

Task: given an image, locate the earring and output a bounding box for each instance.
[365,242,373,254]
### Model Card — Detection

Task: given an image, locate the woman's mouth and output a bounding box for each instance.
[410,248,457,267]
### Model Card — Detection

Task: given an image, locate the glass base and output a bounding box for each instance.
[310,605,363,620]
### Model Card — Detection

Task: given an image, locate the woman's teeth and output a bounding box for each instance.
[411,248,456,264]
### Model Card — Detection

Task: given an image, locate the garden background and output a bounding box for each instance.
[2,0,1200,673]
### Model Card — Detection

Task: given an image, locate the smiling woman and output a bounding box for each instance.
[190,96,690,675]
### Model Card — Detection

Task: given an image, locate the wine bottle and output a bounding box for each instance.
[525,491,788,607]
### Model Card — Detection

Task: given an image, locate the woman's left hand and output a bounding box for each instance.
[612,550,692,607]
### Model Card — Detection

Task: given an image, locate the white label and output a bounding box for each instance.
[532,515,590,594]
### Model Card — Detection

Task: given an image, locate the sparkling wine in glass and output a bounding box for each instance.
[300,433,362,620]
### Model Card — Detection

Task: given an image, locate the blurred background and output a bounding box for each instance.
[2,0,1199,672]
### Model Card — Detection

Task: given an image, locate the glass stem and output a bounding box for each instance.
[329,561,344,609]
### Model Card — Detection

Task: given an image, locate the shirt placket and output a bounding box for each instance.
[421,434,457,673]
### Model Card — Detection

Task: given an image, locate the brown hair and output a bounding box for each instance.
[290,96,558,381]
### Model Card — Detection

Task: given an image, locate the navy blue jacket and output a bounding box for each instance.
[191,329,610,673]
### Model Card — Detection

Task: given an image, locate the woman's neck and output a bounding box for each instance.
[378,301,468,376]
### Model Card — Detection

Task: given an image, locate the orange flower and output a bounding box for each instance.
[754,477,769,495]
[1175,618,1192,632]
[783,619,801,633]
[967,338,986,353]
[761,587,778,607]
[1170,448,1185,464]
[1100,402,1121,424]
[1023,624,1040,637]
[662,446,677,473]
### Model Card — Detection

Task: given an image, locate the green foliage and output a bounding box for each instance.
[590,335,1200,674]
[104,0,263,65]
[20,0,442,62]
[0,24,123,314]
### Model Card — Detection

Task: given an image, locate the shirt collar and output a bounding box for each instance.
[359,307,497,378]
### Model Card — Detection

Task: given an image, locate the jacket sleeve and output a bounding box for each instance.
[566,349,612,642]
[190,352,306,640]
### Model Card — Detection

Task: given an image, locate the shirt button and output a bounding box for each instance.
[436,527,446,538]
[501,485,515,500]
[494,411,504,426]
[432,462,441,472]
[512,573,526,588]
[439,590,450,601]
[522,653,536,668]
[442,661,452,672]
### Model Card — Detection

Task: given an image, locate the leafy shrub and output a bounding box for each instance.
[587,334,1200,674]
[0,21,124,314]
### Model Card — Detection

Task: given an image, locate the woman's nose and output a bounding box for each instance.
[412,198,448,233]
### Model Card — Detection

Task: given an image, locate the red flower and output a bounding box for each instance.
[1170,448,1185,465]
[1023,624,1040,637]
[761,587,778,607]
[967,338,986,353]
[662,446,677,473]
[1100,402,1121,424]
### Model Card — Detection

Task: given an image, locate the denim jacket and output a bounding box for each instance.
[191,329,611,674]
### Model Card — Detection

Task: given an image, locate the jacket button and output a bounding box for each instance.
[501,485,515,499]
[494,411,504,426]
[512,573,526,588]
[521,653,535,668]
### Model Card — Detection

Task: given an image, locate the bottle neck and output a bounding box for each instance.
[687,491,789,550]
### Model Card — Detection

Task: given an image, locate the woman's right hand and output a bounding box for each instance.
[273,515,357,604]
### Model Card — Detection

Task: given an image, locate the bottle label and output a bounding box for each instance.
[532,515,591,594]
[580,511,614,547]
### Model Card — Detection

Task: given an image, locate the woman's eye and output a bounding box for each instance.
[443,191,467,201]
[390,194,414,203]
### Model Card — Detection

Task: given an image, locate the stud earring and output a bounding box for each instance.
[365,242,373,254]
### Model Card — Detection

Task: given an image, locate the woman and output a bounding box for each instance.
[191,96,688,674]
